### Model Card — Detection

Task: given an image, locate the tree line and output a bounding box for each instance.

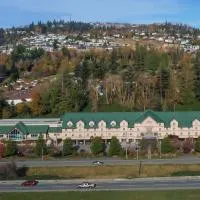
[1,136,200,159]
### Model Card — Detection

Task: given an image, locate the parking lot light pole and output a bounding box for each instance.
[159,140,162,159]
[41,147,44,161]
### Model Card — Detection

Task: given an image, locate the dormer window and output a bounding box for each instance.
[67,121,73,128]
[110,121,116,127]
[89,121,95,128]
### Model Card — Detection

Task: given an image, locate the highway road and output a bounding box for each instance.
[1,157,200,167]
[1,178,200,192]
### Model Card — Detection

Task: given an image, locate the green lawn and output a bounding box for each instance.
[1,191,200,200]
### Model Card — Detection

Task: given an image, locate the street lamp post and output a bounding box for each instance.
[136,141,139,160]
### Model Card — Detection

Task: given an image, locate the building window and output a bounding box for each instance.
[67,121,73,128]
[89,121,95,127]
[195,132,198,136]
[8,129,23,141]
[110,121,116,127]
[31,134,38,138]
[0,134,3,138]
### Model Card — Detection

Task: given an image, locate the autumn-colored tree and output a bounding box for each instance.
[29,91,43,116]
[0,143,5,158]
[16,103,25,115]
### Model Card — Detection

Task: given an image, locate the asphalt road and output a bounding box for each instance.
[1,157,200,167]
[1,178,200,192]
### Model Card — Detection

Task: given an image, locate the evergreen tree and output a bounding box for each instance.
[194,51,200,100]
[179,55,195,104]
[63,138,74,156]
[90,137,104,155]
[108,136,122,156]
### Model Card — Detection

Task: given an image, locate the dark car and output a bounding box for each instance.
[21,180,39,187]
[92,161,104,166]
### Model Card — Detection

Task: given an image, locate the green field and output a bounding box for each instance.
[1,191,200,200]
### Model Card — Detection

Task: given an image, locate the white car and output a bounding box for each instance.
[77,182,96,189]
[92,161,104,166]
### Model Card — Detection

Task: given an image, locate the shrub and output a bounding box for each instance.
[195,137,200,153]
[0,143,5,158]
[0,161,28,180]
[5,140,17,157]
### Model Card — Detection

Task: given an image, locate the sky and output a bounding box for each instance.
[1,0,200,28]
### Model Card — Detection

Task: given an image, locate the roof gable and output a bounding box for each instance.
[135,110,164,124]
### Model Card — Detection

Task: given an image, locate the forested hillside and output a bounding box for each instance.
[1,42,200,118]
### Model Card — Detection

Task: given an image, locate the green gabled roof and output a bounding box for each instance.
[154,111,200,128]
[0,126,13,134]
[61,112,141,128]
[26,125,49,134]
[15,122,28,134]
[0,122,28,135]
[0,124,49,135]
[135,110,164,124]
[61,110,200,128]
[48,127,62,133]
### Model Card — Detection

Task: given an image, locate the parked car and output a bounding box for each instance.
[92,161,104,166]
[21,180,39,187]
[77,182,96,189]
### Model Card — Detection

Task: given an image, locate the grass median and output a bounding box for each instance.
[26,164,200,179]
[1,190,200,200]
